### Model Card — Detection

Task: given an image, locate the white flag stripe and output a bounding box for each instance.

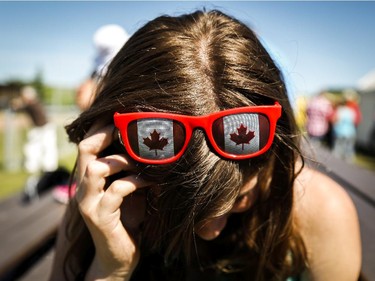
[223,113,260,155]
[137,119,175,159]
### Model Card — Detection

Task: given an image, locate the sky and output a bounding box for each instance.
[0,1,375,99]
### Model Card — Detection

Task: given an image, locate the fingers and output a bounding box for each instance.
[77,151,150,222]
[73,122,148,277]
[77,154,135,201]
[100,174,150,215]
[78,162,150,242]
[77,124,116,182]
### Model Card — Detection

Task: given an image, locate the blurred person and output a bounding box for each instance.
[11,86,58,200]
[50,10,361,281]
[305,92,334,145]
[11,86,58,174]
[76,24,129,111]
[344,90,362,128]
[332,98,357,161]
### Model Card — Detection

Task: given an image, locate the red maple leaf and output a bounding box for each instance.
[230,124,255,150]
[143,129,169,156]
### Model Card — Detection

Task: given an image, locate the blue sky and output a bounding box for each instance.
[0,1,374,98]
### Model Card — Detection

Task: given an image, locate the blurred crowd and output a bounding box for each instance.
[296,90,362,162]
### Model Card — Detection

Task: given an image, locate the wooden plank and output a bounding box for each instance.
[0,194,22,213]
[345,188,375,281]
[19,249,54,281]
[0,193,60,238]
[303,141,375,204]
[0,193,65,277]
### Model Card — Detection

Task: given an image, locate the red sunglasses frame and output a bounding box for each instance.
[114,102,282,164]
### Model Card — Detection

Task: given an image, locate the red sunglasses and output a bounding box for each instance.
[114,102,281,164]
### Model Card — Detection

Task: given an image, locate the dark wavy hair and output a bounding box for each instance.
[62,9,306,281]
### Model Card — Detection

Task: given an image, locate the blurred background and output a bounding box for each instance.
[1,1,375,200]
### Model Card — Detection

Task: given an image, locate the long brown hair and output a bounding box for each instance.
[63,9,306,281]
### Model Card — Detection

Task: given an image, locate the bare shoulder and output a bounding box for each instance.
[294,166,357,220]
[293,166,361,281]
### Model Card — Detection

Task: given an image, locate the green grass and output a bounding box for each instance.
[0,170,29,199]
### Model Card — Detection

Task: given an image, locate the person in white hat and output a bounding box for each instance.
[76,24,129,110]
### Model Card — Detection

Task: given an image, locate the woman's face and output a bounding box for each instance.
[195,175,258,240]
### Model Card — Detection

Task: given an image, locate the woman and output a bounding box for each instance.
[50,10,361,281]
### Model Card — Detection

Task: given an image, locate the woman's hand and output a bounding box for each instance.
[75,122,149,280]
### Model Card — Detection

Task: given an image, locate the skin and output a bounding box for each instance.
[76,78,97,111]
[50,123,361,281]
[293,166,361,281]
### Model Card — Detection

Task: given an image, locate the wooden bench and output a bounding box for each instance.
[304,142,375,281]
[0,191,65,281]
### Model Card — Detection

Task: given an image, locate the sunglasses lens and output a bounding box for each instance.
[212,113,270,156]
[127,118,185,161]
